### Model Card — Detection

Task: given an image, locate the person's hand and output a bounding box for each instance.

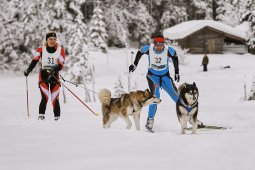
[52,65,61,72]
[46,69,54,75]
[174,74,180,82]
[24,68,31,77]
[129,64,136,73]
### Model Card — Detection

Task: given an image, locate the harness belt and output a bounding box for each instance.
[150,64,166,70]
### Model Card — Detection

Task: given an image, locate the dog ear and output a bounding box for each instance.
[145,88,150,94]
[193,82,196,87]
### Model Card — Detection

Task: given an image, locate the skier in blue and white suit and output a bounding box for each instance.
[129,36,180,131]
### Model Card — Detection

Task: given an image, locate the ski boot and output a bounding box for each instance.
[145,118,154,132]
[197,120,205,128]
[38,114,45,120]
[54,116,60,121]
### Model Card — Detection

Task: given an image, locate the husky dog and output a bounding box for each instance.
[176,83,199,134]
[98,89,161,130]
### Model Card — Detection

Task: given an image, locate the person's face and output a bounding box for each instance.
[154,42,164,52]
[47,37,57,47]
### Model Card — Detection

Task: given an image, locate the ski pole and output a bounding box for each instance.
[129,51,135,77]
[26,77,30,117]
[131,51,134,63]
[60,81,99,116]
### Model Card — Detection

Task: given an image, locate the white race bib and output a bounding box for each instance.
[41,46,61,69]
[148,44,168,71]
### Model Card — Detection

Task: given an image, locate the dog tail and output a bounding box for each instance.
[98,88,111,106]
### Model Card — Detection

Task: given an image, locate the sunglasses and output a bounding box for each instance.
[154,42,164,46]
[47,37,57,41]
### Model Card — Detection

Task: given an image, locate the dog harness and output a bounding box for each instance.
[179,98,198,112]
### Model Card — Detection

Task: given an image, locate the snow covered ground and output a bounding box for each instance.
[1,49,255,170]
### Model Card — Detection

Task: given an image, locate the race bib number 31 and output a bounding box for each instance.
[48,57,54,64]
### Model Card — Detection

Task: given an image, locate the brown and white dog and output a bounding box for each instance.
[98,89,161,130]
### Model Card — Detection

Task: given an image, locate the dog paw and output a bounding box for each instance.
[192,127,197,134]
[192,131,197,134]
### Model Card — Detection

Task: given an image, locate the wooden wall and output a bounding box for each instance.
[176,27,243,54]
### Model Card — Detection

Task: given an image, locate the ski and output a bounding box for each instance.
[185,125,230,130]
[145,127,154,133]
[147,129,154,133]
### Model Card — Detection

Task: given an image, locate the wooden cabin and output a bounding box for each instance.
[163,20,248,54]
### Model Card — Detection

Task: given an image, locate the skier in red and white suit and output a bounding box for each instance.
[24,31,65,121]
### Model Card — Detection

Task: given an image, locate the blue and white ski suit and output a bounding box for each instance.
[133,44,179,119]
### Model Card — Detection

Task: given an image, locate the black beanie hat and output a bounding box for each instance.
[46,32,57,40]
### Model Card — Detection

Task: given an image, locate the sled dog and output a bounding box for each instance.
[176,82,199,134]
[98,89,161,130]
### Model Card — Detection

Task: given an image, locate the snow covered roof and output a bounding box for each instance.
[163,20,248,40]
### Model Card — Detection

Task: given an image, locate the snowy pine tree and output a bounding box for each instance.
[248,76,255,100]
[63,1,95,102]
[40,0,70,48]
[104,3,130,47]
[215,0,241,27]
[0,0,70,72]
[88,0,108,53]
[185,0,213,20]
[165,40,188,65]
[160,4,187,31]
[42,0,66,31]
[114,75,126,98]
[129,1,156,46]
[0,0,39,72]
[65,13,90,84]
[194,0,213,19]
[240,0,255,54]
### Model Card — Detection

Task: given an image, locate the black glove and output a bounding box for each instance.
[52,65,61,72]
[46,69,54,75]
[129,64,136,73]
[24,68,31,77]
[174,74,180,82]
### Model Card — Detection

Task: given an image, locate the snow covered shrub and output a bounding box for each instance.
[166,40,189,65]
[248,77,255,100]
[114,75,126,97]
[247,37,255,54]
